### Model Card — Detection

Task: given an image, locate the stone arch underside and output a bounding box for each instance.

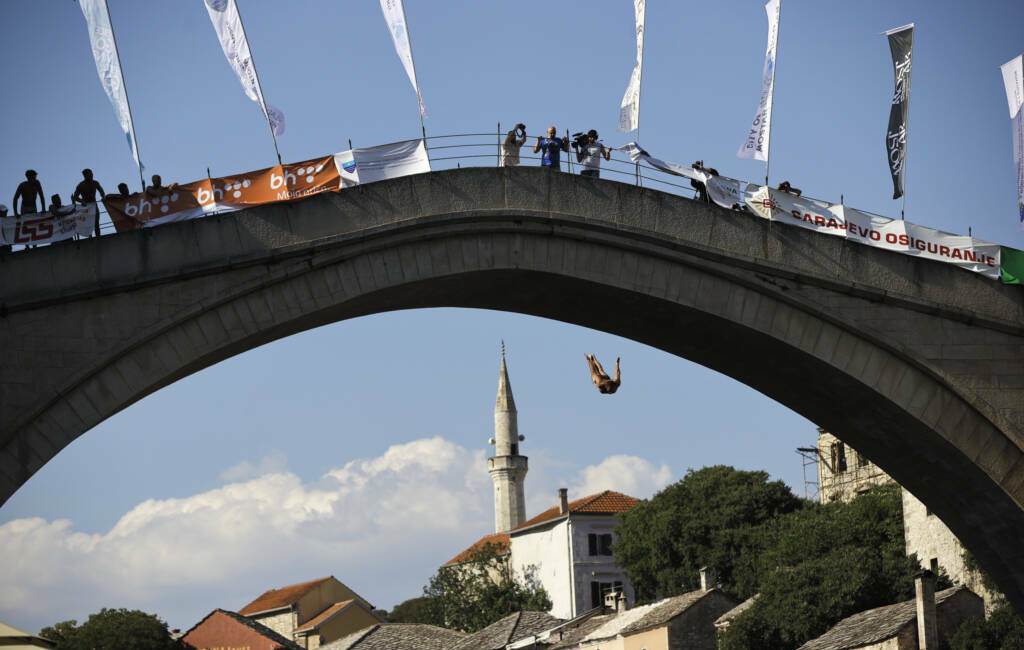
[1,167,1022,608]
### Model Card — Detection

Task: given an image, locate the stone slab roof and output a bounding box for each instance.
[579,590,714,643]
[714,594,759,628]
[444,533,511,567]
[181,609,303,650]
[239,576,332,615]
[511,491,639,533]
[449,611,565,650]
[797,586,968,650]
[322,623,466,650]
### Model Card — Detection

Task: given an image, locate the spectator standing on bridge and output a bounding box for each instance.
[777,181,802,197]
[690,161,719,203]
[0,204,9,253]
[72,169,105,205]
[107,182,132,199]
[575,130,610,178]
[13,169,45,216]
[534,126,569,170]
[501,123,527,167]
[145,174,164,196]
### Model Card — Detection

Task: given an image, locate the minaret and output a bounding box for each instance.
[488,343,528,533]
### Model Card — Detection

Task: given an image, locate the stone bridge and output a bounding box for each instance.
[2,167,1023,606]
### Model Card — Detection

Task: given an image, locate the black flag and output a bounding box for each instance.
[884,24,914,200]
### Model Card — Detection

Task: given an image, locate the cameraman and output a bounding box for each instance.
[534,126,569,170]
[501,123,527,167]
[574,130,610,178]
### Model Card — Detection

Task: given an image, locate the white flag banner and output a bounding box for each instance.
[617,142,753,209]
[204,0,284,136]
[334,139,431,187]
[618,0,646,133]
[1,204,97,247]
[79,0,142,167]
[737,0,781,161]
[380,0,427,118]
[1001,54,1024,228]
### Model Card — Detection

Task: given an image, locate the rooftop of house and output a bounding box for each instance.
[797,586,972,650]
[294,599,383,633]
[714,594,759,628]
[512,491,639,533]
[448,611,565,650]
[444,533,511,567]
[321,623,466,650]
[0,620,56,648]
[239,576,335,615]
[181,609,303,650]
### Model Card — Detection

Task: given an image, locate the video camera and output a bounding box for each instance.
[570,131,591,150]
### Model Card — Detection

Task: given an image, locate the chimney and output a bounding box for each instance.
[558,488,569,515]
[604,589,628,613]
[700,566,715,592]
[915,571,938,650]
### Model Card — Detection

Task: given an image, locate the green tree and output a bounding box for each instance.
[949,601,1024,650]
[40,608,180,650]
[613,465,802,601]
[720,484,938,650]
[422,541,552,633]
[387,596,436,624]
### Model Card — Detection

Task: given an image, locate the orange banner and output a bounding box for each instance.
[104,155,340,231]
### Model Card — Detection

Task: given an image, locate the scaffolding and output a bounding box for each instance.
[796,446,821,502]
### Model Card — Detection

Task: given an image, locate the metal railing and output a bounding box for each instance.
[3,128,712,253]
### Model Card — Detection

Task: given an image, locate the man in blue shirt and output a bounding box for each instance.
[533,126,569,170]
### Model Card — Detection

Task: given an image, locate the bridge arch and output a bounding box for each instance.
[2,166,1023,606]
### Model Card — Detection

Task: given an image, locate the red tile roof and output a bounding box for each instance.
[294,600,358,632]
[239,576,333,615]
[512,491,639,532]
[443,532,510,566]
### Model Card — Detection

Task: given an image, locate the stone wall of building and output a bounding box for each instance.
[817,428,894,503]
[251,610,294,639]
[666,591,737,650]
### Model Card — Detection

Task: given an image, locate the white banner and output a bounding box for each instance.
[334,139,431,186]
[745,187,1001,279]
[380,0,427,118]
[1,204,96,247]
[737,0,781,161]
[618,142,754,209]
[79,0,142,168]
[204,0,285,136]
[1001,54,1024,228]
[618,0,646,133]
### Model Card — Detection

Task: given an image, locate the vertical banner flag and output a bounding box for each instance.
[1000,54,1024,228]
[79,0,142,168]
[205,0,285,136]
[380,0,427,118]
[737,0,781,161]
[884,24,914,200]
[618,0,646,133]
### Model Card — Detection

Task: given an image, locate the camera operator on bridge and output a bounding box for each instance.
[572,130,611,178]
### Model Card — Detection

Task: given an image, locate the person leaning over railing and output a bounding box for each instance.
[534,126,569,170]
[73,168,106,237]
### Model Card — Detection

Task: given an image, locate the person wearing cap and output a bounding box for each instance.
[575,130,611,178]
[13,169,45,216]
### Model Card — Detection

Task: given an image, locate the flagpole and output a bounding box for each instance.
[900,45,912,221]
[102,0,145,191]
[635,2,645,187]
[234,2,282,165]
[764,0,781,188]
[397,0,428,156]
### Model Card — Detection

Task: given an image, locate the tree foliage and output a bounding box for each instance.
[422,541,552,633]
[613,465,802,601]
[719,483,939,650]
[949,601,1024,650]
[40,608,180,650]
[386,596,436,624]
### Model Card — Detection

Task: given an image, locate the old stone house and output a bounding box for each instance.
[448,611,565,650]
[797,574,982,650]
[181,609,303,650]
[444,352,639,620]
[239,576,383,649]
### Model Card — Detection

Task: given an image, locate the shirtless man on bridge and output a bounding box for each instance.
[585,354,621,394]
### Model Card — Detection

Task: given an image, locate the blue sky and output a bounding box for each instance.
[1,0,1021,636]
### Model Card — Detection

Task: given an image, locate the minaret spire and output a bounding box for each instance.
[489,343,528,533]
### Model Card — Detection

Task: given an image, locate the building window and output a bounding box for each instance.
[857,451,868,468]
[831,442,847,473]
[930,558,939,574]
[588,533,613,556]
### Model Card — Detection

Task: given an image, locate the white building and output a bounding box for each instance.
[444,350,638,620]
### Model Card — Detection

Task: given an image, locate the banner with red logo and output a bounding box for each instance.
[1,204,96,246]
[103,155,339,231]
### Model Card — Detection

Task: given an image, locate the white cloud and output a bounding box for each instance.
[218,449,290,483]
[0,440,671,635]
[569,454,673,501]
